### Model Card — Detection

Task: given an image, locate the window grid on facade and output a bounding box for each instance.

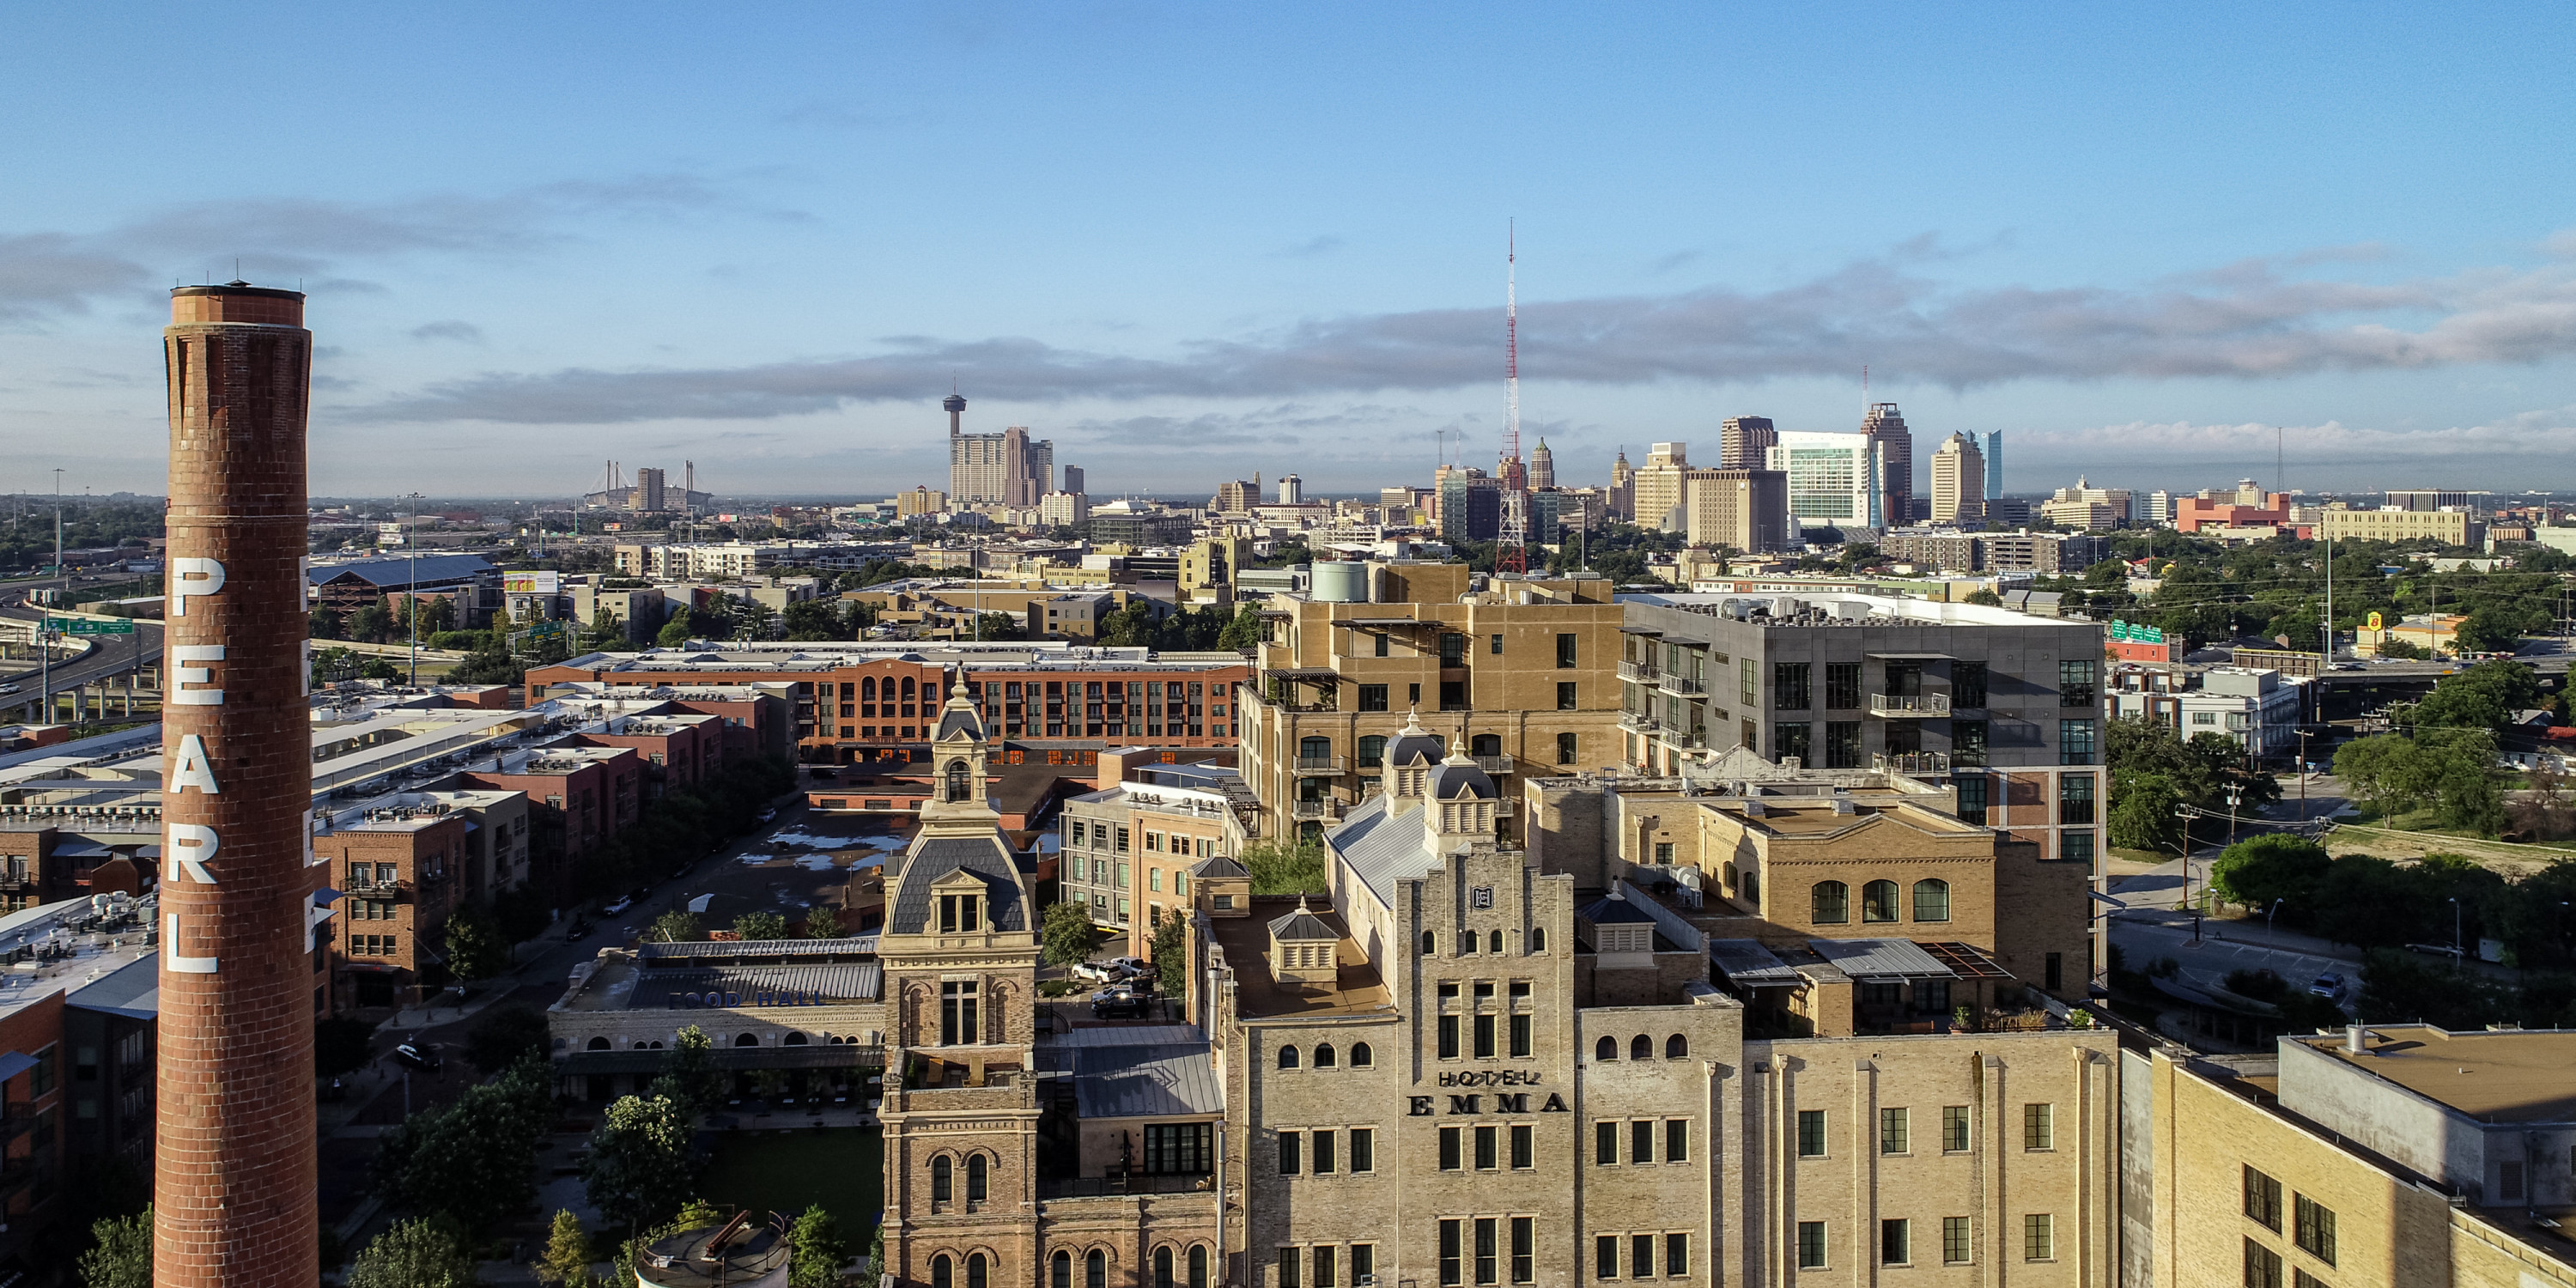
[2293,1194,2336,1267]
[1797,1221,1827,1269]
[1798,1109,1826,1157]
[1880,1107,1908,1154]
[2023,1102,2053,1151]
[2023,1213,2053,1262]
[1943,1217,1971,1265]
[2244,1165,2282,1231]
[1943,1104,1971,1152]
[2245,1237,2284,1288]
[1881,1218,1910,1266]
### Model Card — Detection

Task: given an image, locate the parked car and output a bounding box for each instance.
[1105,956,1151,977]
[394,1042,441,1072]
[1090,988,1151,1019]
[2307,972,2345,999]
[0,684,17,696]
[565,920,592,942]
[2404,942,2466,960]
[757,807,778,824]
[602,896,634,916]
[1070,961,1122,983]
[2332,662,2364,671]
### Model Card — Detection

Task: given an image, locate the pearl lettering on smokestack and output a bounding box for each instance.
[157,282,319,1288]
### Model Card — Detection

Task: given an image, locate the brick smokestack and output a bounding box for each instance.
[156,282,318,1288]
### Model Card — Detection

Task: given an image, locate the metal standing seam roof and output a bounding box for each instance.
[1266,903,1337,941]
[307,554,496,586]
[933,703,984,742]
[631,963,883,1009]
[65,951,161,1018]
[1072,1039,1224,1120]
[638,938,880,961]
[1326,794,1442,908]
[1808,939,1959,981]
[886,835,1028,934]
[1707,939,1804,985]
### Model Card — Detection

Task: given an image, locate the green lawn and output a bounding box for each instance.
[698,1126,884,1236]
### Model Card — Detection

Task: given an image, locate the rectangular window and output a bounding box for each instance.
[1774,661,1811,708]
[1943,1105,1971,1152]
[1510,1123,1533,1169]
[1630,1236,1653,1282]
[1312,1129,1335,1175]
[1595,1120,1617,1164]
[2059,774,2096,824]
[2045,951,2064,992]
[2023,1213,2053,1262]
[1943,1217,1971,1265]
[1143,1122,1212,1174]
[2023,1103,2054,1151]
[1551,632,1576,668]
[2293,1194,2336,1266]
[2501,1159,2527,1200]
[1775,721,1810,766]
[1352,1245,1375,1284]
[1441,634,1466,665]
[1510,1012,1532,1058]
[939,981,977,1046]
[1663,1233,1688,1279]
[2244,1166,2284,1230]
[1489,633,1504,656]
[2060,719,2097,765]
[1880,1107,1909,1154]
[1314,1246,1335,1288]
[1953,719,1989,766]
[1358,683,1389,713]
[1558,681,1577,711]
[2062,829,2095,866]
[1953,775,1989,825]
[1826,662,1862,709]
[1799,1109,1827,1157]
[1474,1013,1496,1059]
[1476,1218,1498,1286]
[2244,1238,2282,1288]
[1440,1126,1461,1171]
[2059,659,2097,707]
[1741,658,1758,705]
[1797,1221,1827,1270]
[1474,1125,1498,1170]
[1439,1014,1460,1060]
[1665,1118,1688,1163]
[1595,1235,1618,1279]
[1280,1130,1301,1175]
[1825,720,1862,769]
[1350,1127,1374,1173]
[1631,1119,1653,1165]
[1511,1217,1534,1284]
[1952,661,1989,708]
[1881,1218,1911,1267]
[1281,1247,1301,1288]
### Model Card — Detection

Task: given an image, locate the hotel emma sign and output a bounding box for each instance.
[1410,1070,1571,1116]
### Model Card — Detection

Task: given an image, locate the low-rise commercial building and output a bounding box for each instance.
[550,937,884,1103]
[2318,507,2483,547]
[2106,665,2306,759]
[1058,752,1259,948]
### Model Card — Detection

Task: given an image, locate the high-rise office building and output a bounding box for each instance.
[1862,402,1912,526]
[1682,467,1789,552]
[1983,429,2003,501]
[945,394,1053,507]
[1630,442,1692,532]
[1278,474,1303,505]
[1437,471,1501,543]
[1061,465,1084,495]
[1718,415,1777,469]
[160,282,322,1287]
[1526,437,1554,489]
[1766,432,1886,529]
[634,465,666,513]
[1930,432,1986,524]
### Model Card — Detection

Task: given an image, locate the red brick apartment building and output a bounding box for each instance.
[525,648,1249,765]
[459,744,641,906]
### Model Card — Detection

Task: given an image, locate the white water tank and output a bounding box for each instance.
[1313,562,1369,603]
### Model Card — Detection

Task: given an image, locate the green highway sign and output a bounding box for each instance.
[44,617,137,635]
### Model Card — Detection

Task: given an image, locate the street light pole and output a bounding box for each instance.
[405,492,422,686]
[2450,896,2462,959]
[41,469,62,725]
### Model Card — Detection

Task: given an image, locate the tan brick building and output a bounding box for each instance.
[1237,562,1625,842]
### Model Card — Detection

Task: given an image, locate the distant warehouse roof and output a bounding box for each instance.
[308,555,496,589]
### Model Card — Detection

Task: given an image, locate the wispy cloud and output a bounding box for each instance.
[1280,235,1344,258]
[0,234,148,320]
[341,236,2576,424]
[410,320,484,343]
[2020,408,2576,468]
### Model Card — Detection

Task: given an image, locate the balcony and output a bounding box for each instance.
[1473,755,1516,775]
[1289,799,1342,823]
[1656,673,1706,696]
[1618,710,1664,735]
[1294,756,1348,774]
[0,876,33,893]
[1874,751,1951,775]
[343,875,402,894]
[1868,693,1951,719]
[1617,660,1659,683]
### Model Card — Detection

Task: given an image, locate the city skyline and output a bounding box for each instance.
[9,5,2576,497]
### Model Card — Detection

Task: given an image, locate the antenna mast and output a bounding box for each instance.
[1497,221,1529,575]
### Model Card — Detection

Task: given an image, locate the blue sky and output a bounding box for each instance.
[6,3,2576,500]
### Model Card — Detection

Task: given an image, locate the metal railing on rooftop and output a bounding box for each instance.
[1868,693,1951,718]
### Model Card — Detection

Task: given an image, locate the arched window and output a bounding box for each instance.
[735,1032,761,1047]
[1862,879,1900,923]
[966,1253,987,1288]
[1630,1034,1651,1060]
[1912,878,1952,923]
[945,759,970,803]
[1489,929,1504,954]
[1421,930,1436,955]
[647,1040,664,1049]
[586,1036,611,1050]
[1666,1033,1688,1059]
[902,676,917,700]
[1188,1244,1209,1288]
[1460,930,1476,955]
[1357,735,1387,769]
[966,1154,988,1202]
[1530,927,1546,952]
[1279,1046,1299,1070]
[931,1156,952,1203]
[1595,1036,1617,1061]
[862,676,877,700]
[1087,1249,1108,1288]
[932,1255,953,1288]
[1349,1042,1372,1067]
[783,1031,809,1046]
[1053,1251,1073,1288]
[1154,1247,1175,1288]
[1313,1044,1336,1068]
[1812,880,1850,925]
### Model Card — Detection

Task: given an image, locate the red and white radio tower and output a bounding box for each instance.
[1497,222,1530,574]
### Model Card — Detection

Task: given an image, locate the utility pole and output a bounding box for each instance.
[42,469,62,725]
[406,492,422,685]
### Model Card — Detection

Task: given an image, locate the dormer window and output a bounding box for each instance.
[939,892,981,933]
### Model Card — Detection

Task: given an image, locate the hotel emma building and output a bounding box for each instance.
[882,712,2117,1288]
